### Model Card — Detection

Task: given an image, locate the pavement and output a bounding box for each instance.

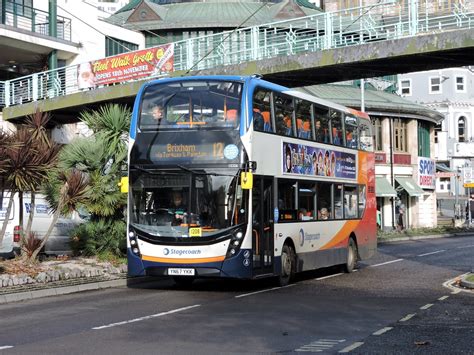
[0,232,473,305]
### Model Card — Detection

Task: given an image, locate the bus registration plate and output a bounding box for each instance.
[168,268,195,276]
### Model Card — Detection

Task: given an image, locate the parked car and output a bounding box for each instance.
[0,192,85,259]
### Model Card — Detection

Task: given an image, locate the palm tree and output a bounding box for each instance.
[0,110,60,247]
[30,169,91,261]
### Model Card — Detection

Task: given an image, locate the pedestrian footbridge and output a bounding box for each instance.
[1,0,473,121]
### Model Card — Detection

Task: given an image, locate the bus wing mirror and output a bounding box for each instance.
[118,176,129,194]
[241,172,253,190]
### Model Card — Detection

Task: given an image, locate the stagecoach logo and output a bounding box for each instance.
[299,228,321,247]
[299,229,305,247]
[162,247,202,256]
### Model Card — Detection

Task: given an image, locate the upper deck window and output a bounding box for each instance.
[140,80,242,130]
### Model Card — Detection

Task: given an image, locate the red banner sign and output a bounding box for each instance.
[77,44,174,89]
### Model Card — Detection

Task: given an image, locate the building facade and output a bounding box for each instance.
[398,67,474,196]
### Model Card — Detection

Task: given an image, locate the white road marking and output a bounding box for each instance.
[92,304,201,330]
[438,295,449,301]
[417,250,446,257]
[372,327,393,335]
[451,288,461,294]
[399,313,416,322]
[456,244,474,248]
[442,273,470,294]
[296,339,345,352]
[420,303,434,310]
[370,259,404,267]
[0,346,14,350]
[235,284,295,298]
[339,342,364,353]
[315,273,344,280]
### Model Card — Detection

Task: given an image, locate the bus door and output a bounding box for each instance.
[252,176,274,275]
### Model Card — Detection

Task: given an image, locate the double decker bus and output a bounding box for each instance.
[126,75,376,286]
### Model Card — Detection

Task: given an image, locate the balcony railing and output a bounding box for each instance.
[2,0,72,41]
[0,0,473,108]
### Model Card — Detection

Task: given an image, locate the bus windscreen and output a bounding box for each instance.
[139,80,243,130]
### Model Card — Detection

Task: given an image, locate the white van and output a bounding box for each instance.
[0,192,85,259]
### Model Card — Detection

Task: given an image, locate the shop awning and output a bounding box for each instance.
[395,177,425,197]
[376,177,397,197]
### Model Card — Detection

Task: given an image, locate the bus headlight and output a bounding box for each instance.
[226,228,244,258]
[129,229,141,256]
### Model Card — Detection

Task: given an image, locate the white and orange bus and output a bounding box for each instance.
[126,75,376,285]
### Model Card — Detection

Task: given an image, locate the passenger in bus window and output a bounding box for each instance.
[332,128,341,145]
[253,109,264,131]
[319,207,329,220]
[143,104,164,126]
[315,120,324,142]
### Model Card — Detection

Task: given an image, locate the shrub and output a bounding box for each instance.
[22,232,42,259]
[70,219,126,257]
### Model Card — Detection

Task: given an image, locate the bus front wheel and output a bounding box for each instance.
[343,238,358,273]
[278,244,295,287]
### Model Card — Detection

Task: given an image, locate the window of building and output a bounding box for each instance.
[429,76,442,94]
[458,116,466,142]
[393,118,408,152]
[418,121,431,158]
[6,0,33,17]
[434,123,442,144]
[455,76,466,92]
[374,118,383,151]
[400,79,411,96]
[105,37,138,57]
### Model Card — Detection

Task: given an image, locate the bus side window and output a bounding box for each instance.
[343,185,358,219]
[330,110,343,146]
[345,114,358,149]
[316,182,332,220]
[298,182,316,220]
[358,185,366,218]
[253,88,272,132]
[295,99,312,139]
[278,179,297,221]
[359,119,374,152]
[314,105,330,143]
[274,94,294,137]
[334,184,343,219]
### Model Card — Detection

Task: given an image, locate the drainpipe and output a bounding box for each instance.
[1,0,6,24]
[48,0,58,70]
[389,117,395,229]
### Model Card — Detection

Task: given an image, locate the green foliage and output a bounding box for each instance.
[58,138,107,172]
[79,104,131,158]
[21,232,42,259]
[70,219,126,257]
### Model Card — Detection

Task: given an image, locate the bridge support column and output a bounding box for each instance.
[48,0,58,70]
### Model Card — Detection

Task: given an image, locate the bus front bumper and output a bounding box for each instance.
[127,248,253,279]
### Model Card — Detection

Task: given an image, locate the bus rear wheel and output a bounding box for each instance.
[278,244,295,287]
[173,276,195,287]
[343,238,358,273]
